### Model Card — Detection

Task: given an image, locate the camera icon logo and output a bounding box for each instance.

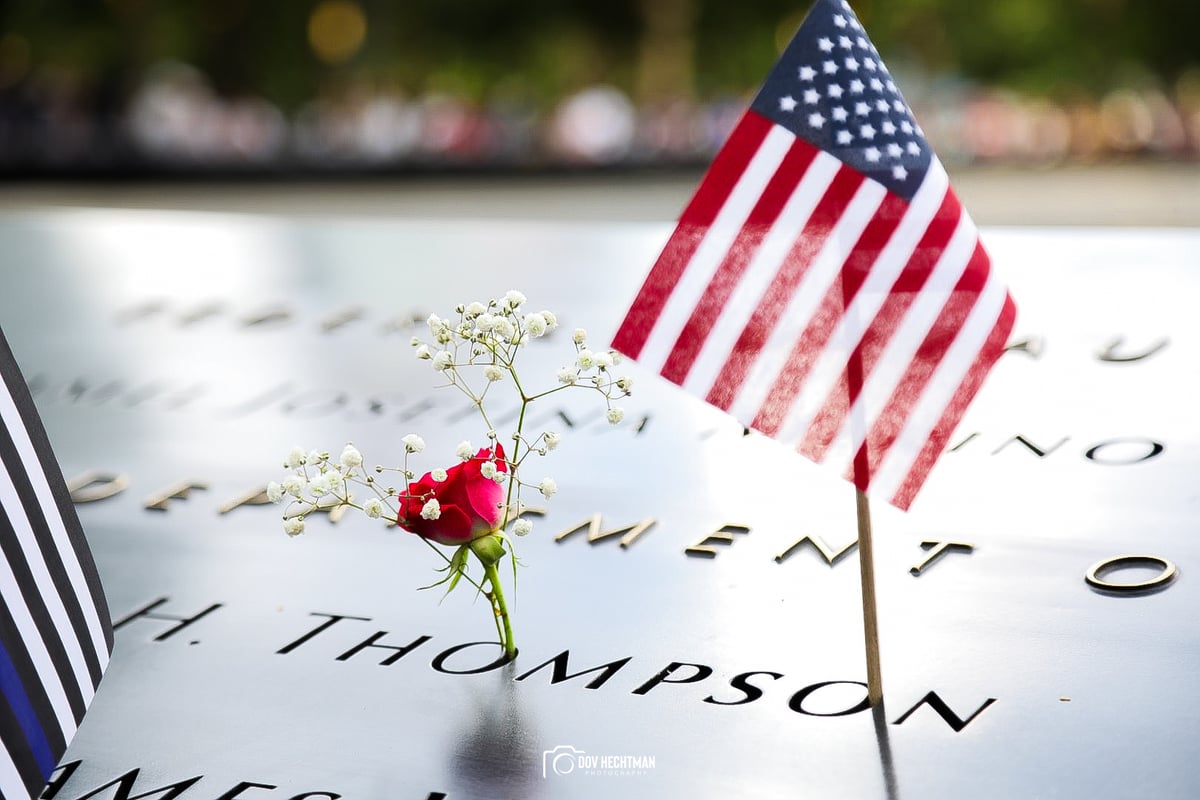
[542,744,585,777]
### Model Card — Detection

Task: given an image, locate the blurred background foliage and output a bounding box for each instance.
[1,0,1197,172]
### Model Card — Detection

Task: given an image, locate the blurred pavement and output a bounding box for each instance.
[0,162,1197,227]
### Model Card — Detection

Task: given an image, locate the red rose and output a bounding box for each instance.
[398,445,507,545]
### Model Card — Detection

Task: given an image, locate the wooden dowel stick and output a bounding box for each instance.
[856,487,883,705]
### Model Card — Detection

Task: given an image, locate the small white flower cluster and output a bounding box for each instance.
[413,291,555,382]
[554,327,633,424]
[269,444,374,537]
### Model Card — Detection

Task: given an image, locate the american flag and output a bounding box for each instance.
[613,0,1015,509]
[0,328,113,798]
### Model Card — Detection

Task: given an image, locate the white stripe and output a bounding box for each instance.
[0,457,96,706]
[0,379,110,672]
[637,125,796,371]
[727,178,888,424]
[824,209,980,471]
[682,151,842,398]
[0,750,28,800]
[0,531,79,740]
[869,270,1009,502]
[772,163,951,446]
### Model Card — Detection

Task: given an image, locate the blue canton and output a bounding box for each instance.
[750,0,932,200]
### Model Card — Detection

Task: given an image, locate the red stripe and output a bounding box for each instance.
[750,188,907,436]
[704,163,864,411]
[890,294,1017,508]
[659,140,820,385]
[611,112,774,359]
[800,189,962,462]
[849,241,991,485]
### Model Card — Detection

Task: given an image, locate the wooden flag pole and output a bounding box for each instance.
[856,487,884,705]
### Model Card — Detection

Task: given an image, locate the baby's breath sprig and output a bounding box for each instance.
[269,291,632,658]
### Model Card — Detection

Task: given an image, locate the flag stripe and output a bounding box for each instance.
[733,176,885,428]
[684,144,843,400]
[0,521,78,743]
[0,598,64,796]
[705,161,868,412]
[0,426,94,718]
[865,259,1014,504]
[771,162,950,447]
[847,208,981,465]
[0,600,65,762]
[633,124,795,370]
[612,112,776,359]
[0,740,34,800]
[800,183,964,462]
[889,294,1016,508]
[0,374,111,672]
[848,240,991,489]
[0,638,56,780]
[659,139,820,384]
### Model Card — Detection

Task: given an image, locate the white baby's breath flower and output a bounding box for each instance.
[282,474,305,498]
[414,344,432,360]
[543,431,561,450]
[594,351,614,369]
[456,440,474,460]
[475,313,496,333]
[484,365,504,382]
[512,519,533,536]
[266,481,284,504]
[431,350,454,371]
[538,477,558,499]
[420,498,441,520]
[363,498,384,519]
[480,461,498,480]
[493,317,516,341]
[465,301,486,316]
[431,468,448,482]
[556,368,578,385]
[572,328,587,345]
[524,312,548,337]
[606,407,625,425]
[427,313,445,334]
[410,336,422,346]
[286,446,307,468]
[308,475,331,497]
[340,444,363,468]
[540,310,558,330]
[283,517,305,536]
[576,349,596,369]
[402,434,426,454]
[307,449,326,466]
[505,290,527,309]
[325,471,345,492]
[616,376,633,393]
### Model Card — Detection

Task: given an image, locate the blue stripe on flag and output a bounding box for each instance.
[0,637,55,778]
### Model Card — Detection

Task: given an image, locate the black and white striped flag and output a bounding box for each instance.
[0,327,112,798]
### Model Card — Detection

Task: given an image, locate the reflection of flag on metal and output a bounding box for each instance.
[613,0,1015,509]
[0,328,112,798]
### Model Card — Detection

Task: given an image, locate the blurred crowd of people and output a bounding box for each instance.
[2,60,1198,174]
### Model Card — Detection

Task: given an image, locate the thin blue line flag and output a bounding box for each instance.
[0,327,112,798]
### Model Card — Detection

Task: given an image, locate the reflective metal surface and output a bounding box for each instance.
[1,210,1197,798]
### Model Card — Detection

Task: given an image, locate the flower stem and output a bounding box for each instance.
[483,561,516,658]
